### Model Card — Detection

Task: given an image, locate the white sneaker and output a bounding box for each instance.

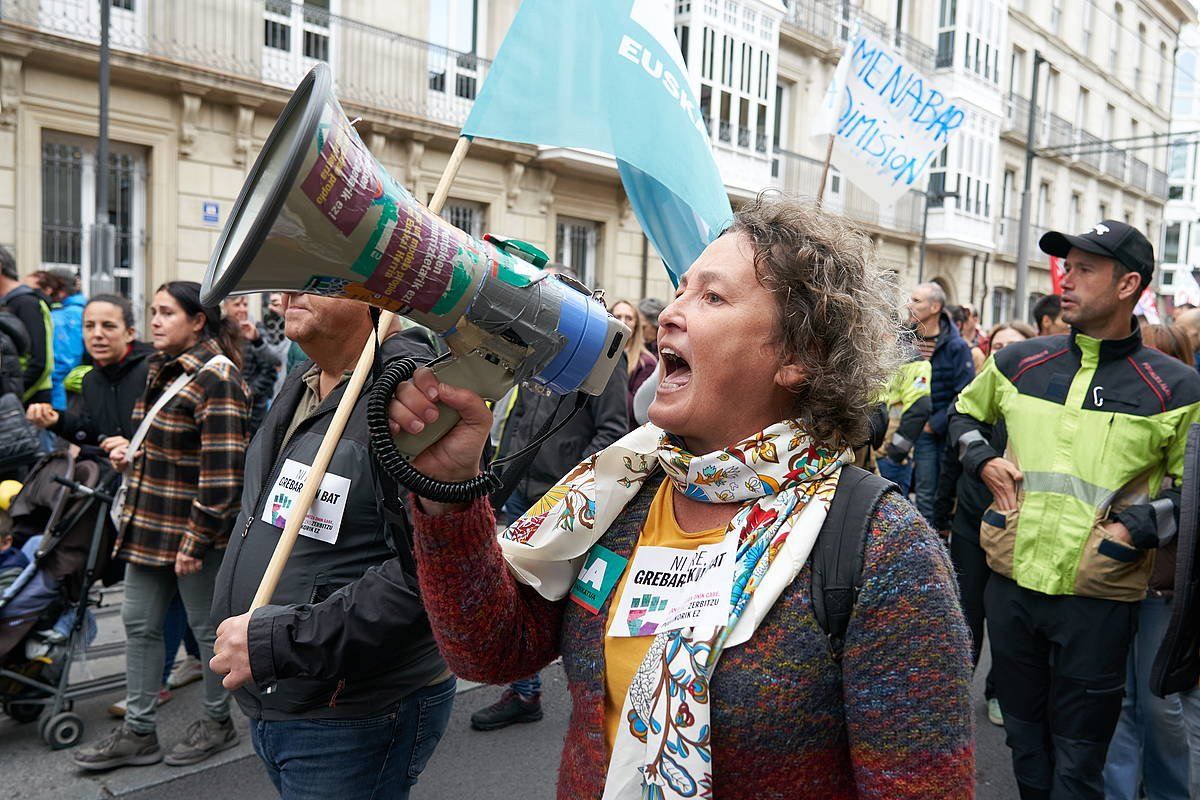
[167,656,203,689]
[987,697,1004,727]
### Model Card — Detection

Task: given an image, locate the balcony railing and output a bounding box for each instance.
[1075,130,1103,170]
[1150,168,1169,199]
[996,217,1049,261]
[782,0,934,72]
[0,0,490,127]
[772,148,924,234]
[1004,93,1039,138]
[1044,113,1074,149]
[1128,157,1148,193]
[1103,147,1128,182]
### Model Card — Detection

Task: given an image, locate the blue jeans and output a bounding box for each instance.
[912,431,944,524]
[250,677,457,800]
[876,456,912,497]
[1103,596,1191,800]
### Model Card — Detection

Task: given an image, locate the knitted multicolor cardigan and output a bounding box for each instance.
[412,474,975,799]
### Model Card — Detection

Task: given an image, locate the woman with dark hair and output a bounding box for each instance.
[73,281,250,772]
[389,196,974,798]
[26,294,152,455]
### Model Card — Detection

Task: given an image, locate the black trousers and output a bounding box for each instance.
[985,574,1137,800]
[949,533,995,697]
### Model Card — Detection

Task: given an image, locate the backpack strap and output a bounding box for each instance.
[810,465,894,660]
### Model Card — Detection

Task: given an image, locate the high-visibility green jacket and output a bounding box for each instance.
[874,356,932,463]
[949,326,1200,601]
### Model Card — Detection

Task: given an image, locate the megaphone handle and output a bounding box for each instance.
[391,356,515,459]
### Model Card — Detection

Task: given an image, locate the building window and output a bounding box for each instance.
[427,0,482,101]
[441,199,485,239]
[1050,0,1061,34]
[1070,192,1082,230]
[1081,1,1093,55]
[1165,222,1182,263]
[1110,4,1122,71]
[556,217,600,288]
[936,0,955,68]
[263,0,330,87]
[991,287,1013,324]
[41,134,146,313]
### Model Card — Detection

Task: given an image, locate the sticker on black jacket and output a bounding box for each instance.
[261,458,352,545]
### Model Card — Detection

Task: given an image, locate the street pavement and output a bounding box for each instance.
[5,646,1019,799]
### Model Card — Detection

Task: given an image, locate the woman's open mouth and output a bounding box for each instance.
[658,347,692,393]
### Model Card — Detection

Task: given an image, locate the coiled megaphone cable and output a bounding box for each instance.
[366,357,504,503]
[366,355,589,504]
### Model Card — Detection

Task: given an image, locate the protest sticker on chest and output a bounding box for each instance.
[570,545,628,614]
[607,537,735,637]
[261,459,352,545]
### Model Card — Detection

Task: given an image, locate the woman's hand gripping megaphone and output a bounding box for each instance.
[388,366,493,503]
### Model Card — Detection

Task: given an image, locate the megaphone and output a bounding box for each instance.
[202,64,629,487]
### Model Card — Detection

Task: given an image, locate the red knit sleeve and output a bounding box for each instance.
[410,496,566,684]
[842,492,976,799]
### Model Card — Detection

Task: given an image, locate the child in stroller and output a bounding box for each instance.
[0,452,120,749]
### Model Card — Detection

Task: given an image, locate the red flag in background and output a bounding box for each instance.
[1049,256,1066,295]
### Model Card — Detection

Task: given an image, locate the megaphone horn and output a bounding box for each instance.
[203,63,628,402]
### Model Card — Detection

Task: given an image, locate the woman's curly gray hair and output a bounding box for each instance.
[725,193,904,449]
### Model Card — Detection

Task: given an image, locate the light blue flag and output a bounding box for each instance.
[463,0,732,285]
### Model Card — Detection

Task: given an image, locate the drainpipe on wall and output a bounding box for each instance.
[979,253,990,325]
[639,234,649,299]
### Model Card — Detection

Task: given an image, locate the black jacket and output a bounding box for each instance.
[0,310,29,398]
[211,330,447,721]
[1,285,52,404]
[51,341,153,446]
[494,356,629,506]
[933,420,1007,542]
[242,332,282,436]
[920,310,975,436]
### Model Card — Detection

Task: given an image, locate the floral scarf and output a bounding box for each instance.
[499,420,848,800]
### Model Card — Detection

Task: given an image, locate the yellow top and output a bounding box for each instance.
[602,479,726,753]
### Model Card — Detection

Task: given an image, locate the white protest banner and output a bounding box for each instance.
[812,25,966,205]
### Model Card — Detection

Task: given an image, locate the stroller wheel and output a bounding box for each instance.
[3,698,43,724]
[41,712,83,750]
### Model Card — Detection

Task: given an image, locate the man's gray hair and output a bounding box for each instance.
[918,282,946,311]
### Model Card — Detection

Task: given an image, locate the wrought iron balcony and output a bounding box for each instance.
[0,0,491,127]
[1075,131,1103,170]
[1150,168,1169,199]
[782,0,934,72]
[1003,93,1040,138]
[1128,157,1149,193]
[771,148,924,234]
[1103,147,1128,182]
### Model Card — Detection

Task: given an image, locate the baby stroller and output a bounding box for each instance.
[0,452,122,749]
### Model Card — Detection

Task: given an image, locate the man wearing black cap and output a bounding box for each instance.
[948,220,1200,799]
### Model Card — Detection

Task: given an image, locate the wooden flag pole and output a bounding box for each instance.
[816,133,835,206]
[250,135,474,610]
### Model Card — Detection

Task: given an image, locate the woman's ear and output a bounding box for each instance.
[775,362,805,391]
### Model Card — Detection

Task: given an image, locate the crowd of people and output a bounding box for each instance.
[0,202,1195,800]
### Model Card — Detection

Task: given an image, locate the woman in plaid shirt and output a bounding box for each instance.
[74,281,250,772]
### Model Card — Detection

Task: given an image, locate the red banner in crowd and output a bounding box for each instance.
[1049,256,1066,295]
